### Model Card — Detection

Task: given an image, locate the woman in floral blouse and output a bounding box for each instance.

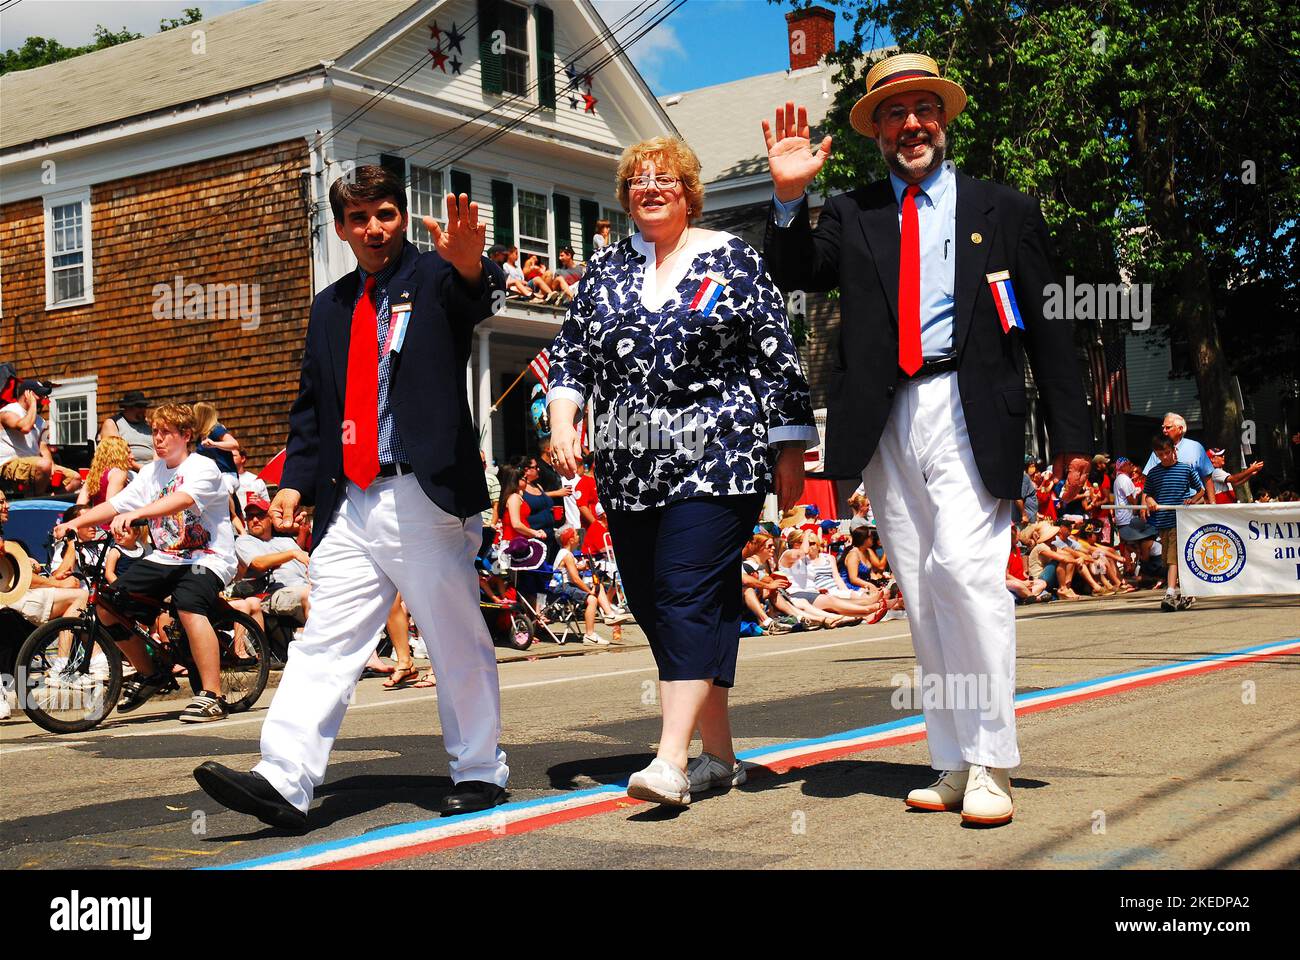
[546,136,816,807]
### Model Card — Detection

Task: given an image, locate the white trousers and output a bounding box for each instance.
[863,372,1019,771]
[254,473,508,812]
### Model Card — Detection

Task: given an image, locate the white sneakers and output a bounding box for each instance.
[961,764,1013,826]
[906,765,1014,826]
[905,769,968,811]
[627,753,748,807]
[627,757,691,806]
[582,633,610,646]
[687,752,747,792]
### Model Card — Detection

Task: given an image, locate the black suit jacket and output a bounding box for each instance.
[764,171,1092,499]
[280,239,506,549]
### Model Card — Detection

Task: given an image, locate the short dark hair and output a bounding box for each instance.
[329,164,407,223]
[1152,433,1174,452]
[559,245,575,257]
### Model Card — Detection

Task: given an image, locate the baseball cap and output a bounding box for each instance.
[245,497,271,515]
[17,379,55,398]
[1208,447,1226,457]
[804,505,820,517]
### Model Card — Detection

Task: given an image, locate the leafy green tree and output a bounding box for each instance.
[1,8,201,74]
[789,0,1299,451]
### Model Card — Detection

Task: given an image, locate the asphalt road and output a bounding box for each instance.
[2,591,1297,870]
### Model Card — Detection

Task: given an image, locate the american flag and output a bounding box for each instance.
[1087,335,1130,415]
[529,348,551,391]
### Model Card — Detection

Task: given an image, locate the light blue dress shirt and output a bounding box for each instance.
[772,160,958,358]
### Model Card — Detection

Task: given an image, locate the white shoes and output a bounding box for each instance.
[961,764,1014,826]
[602,608,633,625]
[905,766,1014,826]
[687,752,747,793]
[582,633,610,646]
[905,769,968,811]
[627,757,691,807]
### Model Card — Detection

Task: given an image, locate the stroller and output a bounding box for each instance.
[481,535,621,649]
[480,536,564,649]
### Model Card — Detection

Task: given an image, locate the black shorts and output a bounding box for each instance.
[108,558,225,619]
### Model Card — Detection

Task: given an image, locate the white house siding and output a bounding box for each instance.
[1126,334,1203,427]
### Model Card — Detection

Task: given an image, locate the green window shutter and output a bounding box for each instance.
[579,198,599,260]
[553,193,571,251]
[379,153,406,179]
[478,0,503,96]
[492,179,515,247]
[536,4,556,109]
[450,169,471,200]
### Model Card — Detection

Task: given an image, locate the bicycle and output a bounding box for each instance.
[14,530,270,734]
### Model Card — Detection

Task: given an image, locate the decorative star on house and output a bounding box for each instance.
[428,20,444,45]
[430,46,449,72]
[449,56,463,75]
[583,92,597,113]
[445,21,466,54]
[568,95,579,109]
[564,61,578,86]
[581,72,593,90]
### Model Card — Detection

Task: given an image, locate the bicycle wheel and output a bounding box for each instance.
[15,617,123,734]
[188,608,270,713]
[507,612,534,650]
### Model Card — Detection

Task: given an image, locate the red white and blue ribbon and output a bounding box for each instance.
[688,273,728,315]
[986,270,1024,333]
[384,304,412,354]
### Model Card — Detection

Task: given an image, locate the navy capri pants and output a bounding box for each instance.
[604,493,763,688]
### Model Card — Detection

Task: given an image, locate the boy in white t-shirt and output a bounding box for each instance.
[54,402,238,722]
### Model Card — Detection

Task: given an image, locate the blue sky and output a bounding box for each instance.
[0,0,875,95]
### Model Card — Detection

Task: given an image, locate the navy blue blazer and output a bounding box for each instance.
[280,239,505,549]
[764,172,1092,499]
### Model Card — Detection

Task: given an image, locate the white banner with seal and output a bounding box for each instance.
[1175,503,1300,597]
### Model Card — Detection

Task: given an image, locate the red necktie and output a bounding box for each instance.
[343,275,380,489]
[898,183,923,376]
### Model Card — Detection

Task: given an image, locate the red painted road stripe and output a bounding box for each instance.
[311,796,644,870]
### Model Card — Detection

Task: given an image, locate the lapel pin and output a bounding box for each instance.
[971,232,983,244]
[401,291,410,299]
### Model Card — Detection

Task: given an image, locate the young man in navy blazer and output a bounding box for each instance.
[763,55,1092,827]
[195,165,509,830]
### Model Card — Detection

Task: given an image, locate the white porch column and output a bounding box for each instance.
[477,328,494,464]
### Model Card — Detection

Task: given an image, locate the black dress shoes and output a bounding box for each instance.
[193,761,309,832]
[439,780,507,815]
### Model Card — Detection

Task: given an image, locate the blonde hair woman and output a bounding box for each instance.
[545,136,818,806]
[77,435,136,511]
[192,402,241,496]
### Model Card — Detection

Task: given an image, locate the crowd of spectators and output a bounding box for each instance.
[488,244,588,306]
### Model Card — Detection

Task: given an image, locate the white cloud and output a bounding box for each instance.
[591,0,686,89]
[1,1,256,52]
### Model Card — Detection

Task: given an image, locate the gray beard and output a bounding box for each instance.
[883,135,947,182]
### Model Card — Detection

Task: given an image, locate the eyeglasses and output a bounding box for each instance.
[626,175,680,191]
[878,100,943,127]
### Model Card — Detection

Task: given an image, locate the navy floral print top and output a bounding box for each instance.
[546,230,817,511]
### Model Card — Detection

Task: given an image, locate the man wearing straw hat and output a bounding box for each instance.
[762,53,1092,826]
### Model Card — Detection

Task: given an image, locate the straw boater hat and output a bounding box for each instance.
[849,53,968,137]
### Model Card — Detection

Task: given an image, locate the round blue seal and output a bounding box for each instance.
[1183,523,1247,583]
